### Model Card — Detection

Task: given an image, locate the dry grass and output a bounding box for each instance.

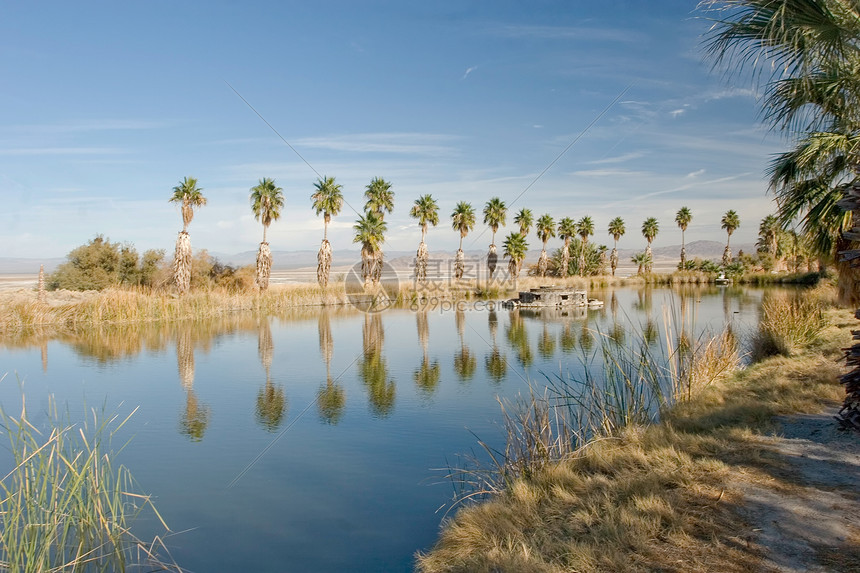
[0,283,358,333]
[416,305,854,573]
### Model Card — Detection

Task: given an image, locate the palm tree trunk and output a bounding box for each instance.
[487,244,498,279]
[680,230,686,269]
[256,242,272,291]
[454,249,465,281]
[415,240,428,283]
[561,239,570,278]
[579,239,588,277]
[317,239,332,288]
[38,264,45,303]
[645,242,653,273]
[537,244,548,277]
[173,231,192,295]
[610,240,618,276]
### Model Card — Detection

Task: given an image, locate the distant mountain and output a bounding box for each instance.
[0,258,64,274]
[0,241,757,275]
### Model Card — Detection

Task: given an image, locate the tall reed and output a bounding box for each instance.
[750,290,827,360]
[0,391,178,572]
[444,311,740,508]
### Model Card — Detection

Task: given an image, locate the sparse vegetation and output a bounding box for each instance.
[0,390,177,572]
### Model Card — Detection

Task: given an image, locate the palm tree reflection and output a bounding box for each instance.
[359,313,395,417]
[453,310,476,381]
[177,324,210,441]
[485,309,507,382]
[414,310,441,396]
[255,318,286,432]
[506,310,533,367]
[317,310,345,424]
[538,323,556,359]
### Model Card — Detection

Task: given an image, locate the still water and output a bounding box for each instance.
[0,285,768,572]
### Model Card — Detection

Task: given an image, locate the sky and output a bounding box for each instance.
[1,1,788,261]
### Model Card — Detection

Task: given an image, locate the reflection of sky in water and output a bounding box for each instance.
[0,285,777,572]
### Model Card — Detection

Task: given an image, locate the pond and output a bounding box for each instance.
[0,285,770,572]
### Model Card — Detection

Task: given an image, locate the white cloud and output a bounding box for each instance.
[292,133,459,156]
[0,147,123,156]
[686,169,706,178]
[669,109,686,118]
[463,66,478,79]
[588,152,645,165]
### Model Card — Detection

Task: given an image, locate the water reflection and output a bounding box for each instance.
[177,325,209,441]
[359,314,395,417]
[538,323,556,359]
[506,310,533,367]
[317,310,345,424]
[414,310,441,396]
[453,310,476,381]
[255,319,286,432]
[560,323,577,353]
[485,310,507,382]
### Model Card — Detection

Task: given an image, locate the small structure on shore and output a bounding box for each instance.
[503,285,603,309]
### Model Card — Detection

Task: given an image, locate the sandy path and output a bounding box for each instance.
[738,410,860,572]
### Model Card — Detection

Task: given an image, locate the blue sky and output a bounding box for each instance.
[1,1,785,260]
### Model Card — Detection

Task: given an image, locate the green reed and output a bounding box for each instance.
[0,389,177,572]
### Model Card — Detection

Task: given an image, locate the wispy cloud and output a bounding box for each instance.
[686,168,705,178]
[492,24,644,43]
[7,120,168,133]
[463,65,478,79]
[703,87,757,101]
[293,133,459,156]
[669,108,686,118]
[572,168,652,178]
[588,152,645,165]
[0,147,123,156]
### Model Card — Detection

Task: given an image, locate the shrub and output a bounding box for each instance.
[48,236,164,291]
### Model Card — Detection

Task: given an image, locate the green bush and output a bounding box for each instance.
[48,236,165,291]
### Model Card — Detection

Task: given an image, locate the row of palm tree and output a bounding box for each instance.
[168,174,746,291]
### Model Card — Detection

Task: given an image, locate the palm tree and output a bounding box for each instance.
[675,206,692,269]
[513,208,533,237]
[410,194,439,283]
[758,214,782,269]
[721,210,740,265]
[607,217,625,276]
[503,232,528,280]
[641,217,659,273]
[353,210,387,286]
[483,197,507,279]
[557,217,577,278]
[169,177,206,294]
[364,177,394,219]
[451,201,476,280]
[632,251,651,275]
[702,0,860,302]
[535,214,555,277]
[250,178,285,291]
[311,176,344,288]
[577,216,595,277]
[364,177,393,281]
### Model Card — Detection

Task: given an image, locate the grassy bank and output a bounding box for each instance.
[416,290,852,573]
